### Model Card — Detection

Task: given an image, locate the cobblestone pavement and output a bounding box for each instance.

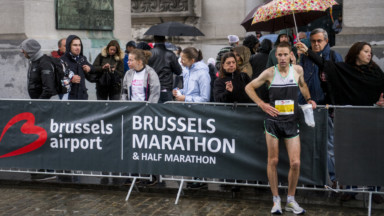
[0,183,384,216]
[0,173,383,216]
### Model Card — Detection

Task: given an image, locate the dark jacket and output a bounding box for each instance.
[93,47,124,89]
[306,49,384,106]
[60,35,94,100]
[249,51,270,103]
[266,29,298,68]
[299,44,343,105]
[28,55,57,99]
[148,43,182,91]
[213,71,252,103]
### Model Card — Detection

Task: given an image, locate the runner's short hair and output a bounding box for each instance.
[276,41,292,52]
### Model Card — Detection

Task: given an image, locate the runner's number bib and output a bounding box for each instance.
[275,100,294,115]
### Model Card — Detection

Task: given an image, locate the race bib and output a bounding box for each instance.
[275,100,294,115]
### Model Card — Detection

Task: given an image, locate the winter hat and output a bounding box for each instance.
[126,40,137,48]
[228,35,240,44]
[20,39,41,57]
[207,57,215,66]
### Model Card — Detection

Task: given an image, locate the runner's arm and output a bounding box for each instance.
[245,67,279,117]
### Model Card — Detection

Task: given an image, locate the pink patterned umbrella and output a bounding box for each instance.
[250,0,337,33]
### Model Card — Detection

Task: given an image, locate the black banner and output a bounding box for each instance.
[0,100,328,185]
[334,108,384,186]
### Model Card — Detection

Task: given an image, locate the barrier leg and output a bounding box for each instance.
[175,179,184,205]
[368,192,372,216]
[125,177,137,201]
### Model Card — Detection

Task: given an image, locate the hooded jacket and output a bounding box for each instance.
[233,46,253,78]
[148,43,182,91]
[60,35,94,100]
[93,46,124,89]
[266,29,298,68]
[20,39,56,99]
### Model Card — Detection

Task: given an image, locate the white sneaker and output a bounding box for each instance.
[271,201,282,214]
[285,200,306,214]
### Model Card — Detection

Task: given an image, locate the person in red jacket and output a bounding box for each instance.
[51,38,66,58]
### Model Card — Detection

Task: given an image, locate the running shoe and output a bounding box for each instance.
[271,200,282,214]
[285,200,306,214]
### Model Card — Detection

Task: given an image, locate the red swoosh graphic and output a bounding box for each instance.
[0,112,47,158]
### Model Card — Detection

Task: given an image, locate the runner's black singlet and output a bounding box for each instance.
[267,65,299,122]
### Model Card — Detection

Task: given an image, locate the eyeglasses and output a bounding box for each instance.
[310,39,324,44]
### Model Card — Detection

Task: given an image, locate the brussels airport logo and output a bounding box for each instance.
[0,112,113,158]
[0,113,47,158]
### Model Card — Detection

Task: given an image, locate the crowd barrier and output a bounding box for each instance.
[0,99,382,216]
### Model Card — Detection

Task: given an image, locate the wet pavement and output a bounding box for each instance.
[0,173,383,216]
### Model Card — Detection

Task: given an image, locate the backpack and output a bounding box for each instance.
[48,57,70,95]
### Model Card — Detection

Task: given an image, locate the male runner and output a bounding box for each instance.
[245,42,316,215]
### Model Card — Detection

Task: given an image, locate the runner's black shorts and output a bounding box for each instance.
[264,119,299,139]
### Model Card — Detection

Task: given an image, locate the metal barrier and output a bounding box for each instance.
[0,100,382,216]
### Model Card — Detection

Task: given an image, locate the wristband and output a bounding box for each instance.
[306,98,312,102]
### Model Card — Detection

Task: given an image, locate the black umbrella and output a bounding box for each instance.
[241,0,273,32]
[144,22,205,37]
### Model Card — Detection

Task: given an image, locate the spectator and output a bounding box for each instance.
[121,49,160,103]
[174,46,182,58]
[298,28,343,105]
[123,41,136,73]
[92,40,124,100]
[207,57,217,102]
[297,32,307,41]
[256,31,262,40]
[249,39,273,102]
[215,35,240,70]
[60,35,94,100]
[51,38,66,58]
[243,34,260,55]
[20,38,57,181]
[148,35,182,103]
[172,47,210,102]
[296,28,343,188]
[332,16,343,34]
[296,41,384,204]
[297,41,384,108]
[213,52,251,103]
[233,45,253,78]
[20,39,57,100]
[136,42,152,51]
[266,29,298,68]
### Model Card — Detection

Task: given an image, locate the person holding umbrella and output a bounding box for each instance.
[148,35,182,103]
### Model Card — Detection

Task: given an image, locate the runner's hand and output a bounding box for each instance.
[376,93,384,107]
[259,102,279,117]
